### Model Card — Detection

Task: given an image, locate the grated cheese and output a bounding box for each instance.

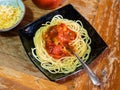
[0,5,21,30]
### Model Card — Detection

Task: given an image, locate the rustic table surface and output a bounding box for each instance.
[0,0,120,90]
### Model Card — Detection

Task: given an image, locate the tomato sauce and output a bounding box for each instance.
[44,23,76,59]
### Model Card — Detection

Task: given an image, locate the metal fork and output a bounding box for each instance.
[73,51,101,86]
[66,46,101,86]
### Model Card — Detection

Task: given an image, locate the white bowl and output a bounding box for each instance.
[0,0,25,32]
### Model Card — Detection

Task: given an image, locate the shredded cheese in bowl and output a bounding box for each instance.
[0,5,22,30]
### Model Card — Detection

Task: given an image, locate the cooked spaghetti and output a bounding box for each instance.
[32,15,91,74]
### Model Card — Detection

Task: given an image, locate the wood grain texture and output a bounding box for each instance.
[0,0,119,90]
[63,0,120,90]
[0,66,67,90]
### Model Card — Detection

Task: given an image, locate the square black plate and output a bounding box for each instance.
[18,4,107,81]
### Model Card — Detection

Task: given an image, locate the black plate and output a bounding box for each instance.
[18,4,107,81]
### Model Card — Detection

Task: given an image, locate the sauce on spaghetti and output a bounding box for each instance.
[44,23,76,59]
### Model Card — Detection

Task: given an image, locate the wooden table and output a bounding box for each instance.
[0,0,120,90]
